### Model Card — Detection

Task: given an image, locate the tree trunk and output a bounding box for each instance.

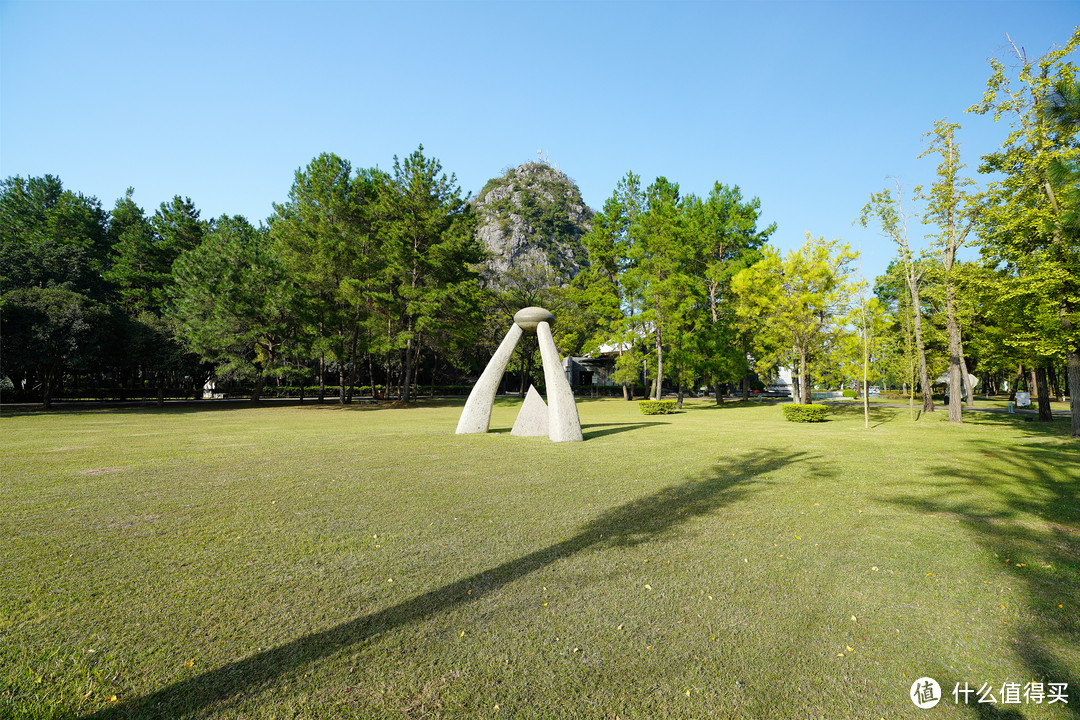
[41,366,55,409]
[863,317,870,429]
[906,276,934,412]
[1009,364,1023,402]
[251,374,265,404]
[409,332,423,402]
[742,374,751,401]
[799,346,812,405]
[616,347,630,401]
[714,381,723,405]
[1067,348,1080,438]
[653,325,663,401]
[368,354,376,398]
[318,352,326,402]
[346,328,359,403]
[945,280,963,423]
[1035,366,1054,422]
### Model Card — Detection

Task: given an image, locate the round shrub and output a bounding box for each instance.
[638,400,677,415]
[782,404,829,422]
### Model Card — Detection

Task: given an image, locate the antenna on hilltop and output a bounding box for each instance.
[537,147,542,162]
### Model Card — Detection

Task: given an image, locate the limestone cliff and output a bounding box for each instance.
[473,162,593,284]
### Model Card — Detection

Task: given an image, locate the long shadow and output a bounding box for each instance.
[817,402,899,425]
[581,421,666,439]
[0,396,473,418]
[960,409,1077,440]
[881,439,1080,718]
[80,447,804,719]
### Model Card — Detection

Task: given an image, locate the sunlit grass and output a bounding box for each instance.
[1,399,1077,718]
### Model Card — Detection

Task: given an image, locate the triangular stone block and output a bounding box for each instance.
[511,385,549,437]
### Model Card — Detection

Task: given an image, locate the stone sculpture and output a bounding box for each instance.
[456,307,584,442]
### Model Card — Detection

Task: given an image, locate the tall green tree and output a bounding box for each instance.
[0,286,111,407]
[968,28,1080,433]
[686,182,773,403]
[733,234,858,405]
[0,175,110,297]
[626,177,690,401]
[104,188,164,314]
[859,182,936,412]
[580,172,645,400]
[168,216,297,402]
[919,120,978,422]
[271,152,383,401]
[374,146,483,403]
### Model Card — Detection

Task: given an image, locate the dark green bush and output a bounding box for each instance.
[782,404,829,422]
[638,400,677,415]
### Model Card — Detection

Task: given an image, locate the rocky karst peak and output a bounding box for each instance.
[473,162,593,285]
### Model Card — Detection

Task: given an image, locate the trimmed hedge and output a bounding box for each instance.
[638,400,677,415]
[842,389,857,398]
[782,404,829,422]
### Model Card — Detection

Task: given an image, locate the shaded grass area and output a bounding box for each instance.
[1,399,1077,719]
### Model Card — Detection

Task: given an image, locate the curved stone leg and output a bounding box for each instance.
[536,321,583,442]
[456,323,523,434]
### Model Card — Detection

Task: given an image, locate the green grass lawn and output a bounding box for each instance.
[2,398,1077,719]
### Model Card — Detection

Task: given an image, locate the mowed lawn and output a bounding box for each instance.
[2,398,1078,719]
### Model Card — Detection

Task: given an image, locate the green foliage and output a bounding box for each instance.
[376,146,484,402]
[638,399,677,415]
[733,234,859,404]
[168,215,297,397]
[0,285,112,405]
[782,403,829,422]
[0,175,110,298]
[842,389,857,398]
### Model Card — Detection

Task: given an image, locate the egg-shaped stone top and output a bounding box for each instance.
[513,306,555,332]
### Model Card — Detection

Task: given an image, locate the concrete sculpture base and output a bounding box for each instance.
[456,307,584,442]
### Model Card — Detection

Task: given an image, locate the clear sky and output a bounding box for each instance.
[2,0,1078,282]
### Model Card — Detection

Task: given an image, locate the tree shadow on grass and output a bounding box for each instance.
[580,422,667,440]
[960,409,1078,441]
[817,402,900,426]
[882,439,1080,717]
[79,447,807,720]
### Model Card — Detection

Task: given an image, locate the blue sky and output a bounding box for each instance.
[2,0,1078,282]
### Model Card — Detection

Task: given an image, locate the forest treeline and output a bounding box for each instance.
[2,30,1078,436]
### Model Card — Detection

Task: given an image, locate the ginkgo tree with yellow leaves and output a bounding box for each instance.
[732,234,859,405]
